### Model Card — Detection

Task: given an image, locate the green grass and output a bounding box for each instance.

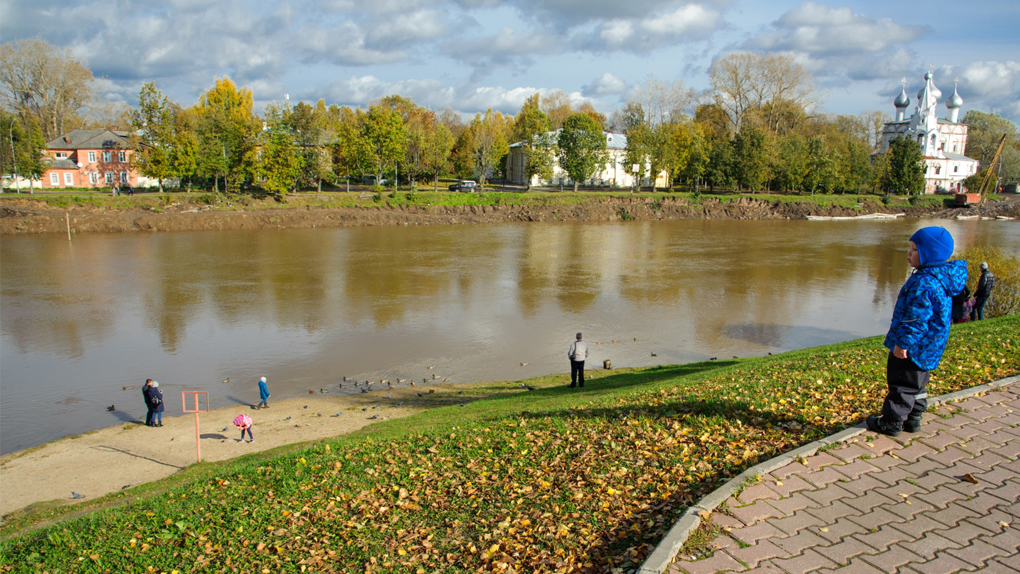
[1,316,1017,573]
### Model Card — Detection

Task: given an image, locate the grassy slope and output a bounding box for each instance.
[2,316,1017,573]
[6,189,951,213]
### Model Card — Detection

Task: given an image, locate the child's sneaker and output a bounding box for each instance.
[903,415,922,433]
[866,415,902,437]
[248,439,254,443]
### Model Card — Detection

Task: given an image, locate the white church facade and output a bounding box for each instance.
[880,71,980,194]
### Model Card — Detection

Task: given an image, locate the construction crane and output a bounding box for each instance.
[955,134,1007,206]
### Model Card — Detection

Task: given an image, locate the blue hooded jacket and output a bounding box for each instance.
[884,227,968,371]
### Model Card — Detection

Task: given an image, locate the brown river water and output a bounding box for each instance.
[2,218,1017,454]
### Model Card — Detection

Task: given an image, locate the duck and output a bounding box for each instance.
[222,378,230,384]
[308,389,315,394]
[651,352,657,357]
[106,405,115,411]
[122,386,134,391]
[442,378,450,382]
[520,362,529,366]
[320,388,329,394]
[428,389,435,394]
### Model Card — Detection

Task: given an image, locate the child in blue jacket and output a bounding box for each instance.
[867,227,967,436]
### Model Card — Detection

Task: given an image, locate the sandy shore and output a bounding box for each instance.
[0,383,463,518]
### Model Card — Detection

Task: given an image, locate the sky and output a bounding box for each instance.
[2,0,1019,123]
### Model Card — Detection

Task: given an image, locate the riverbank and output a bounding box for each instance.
[4,191,1016,235]
[1,317,1016,571]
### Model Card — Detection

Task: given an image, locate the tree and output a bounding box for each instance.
[194,78,257,192]
[466,109,511,190]
[286,100,337,191]
[804,136,836,194]
[243,105,303,196]
[0,39,95,140]
[629,74,695,127]
[362,104,406,189]
[773,133,808,191]
[334,107,370,192]
[557,113,608,192]
[423,121,454,191]
[962,110,1020,185]
[731,125,770,192]
[0,110,45,191]
[513,94,554,190]
[709,52,816,132]
[675,122,710,192]
[541,90,573,130]
[884,136,925,195]
[131,82,177,191]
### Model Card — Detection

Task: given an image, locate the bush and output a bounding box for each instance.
[958,245,1020,318]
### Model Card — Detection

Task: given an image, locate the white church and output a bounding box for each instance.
[880,70,980,194]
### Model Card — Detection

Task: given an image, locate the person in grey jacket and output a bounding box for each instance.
[971,262,995,321]
[568,332,589,388]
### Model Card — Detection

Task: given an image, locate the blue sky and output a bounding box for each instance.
[3,0,1018,122]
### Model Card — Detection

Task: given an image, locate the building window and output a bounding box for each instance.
[105,172,114,184]
[89,172,98,184]
[55,152,67,159]
[88,151,96,163]
[102,151,111,163]
[50,173,59,185]
[935,166,941,175]
[64,172,74,185]
[953,144,958,152]
[118,150,126,163]
[120,172,128,183]
[954,166,958,173]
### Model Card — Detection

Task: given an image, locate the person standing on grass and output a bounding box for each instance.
[867,227,967,437]
[233,413,254,443]
[971,262,995,321]
[568,332,589,388]
[257,376,270,408]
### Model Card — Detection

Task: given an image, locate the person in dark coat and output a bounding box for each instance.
[951,285,971,324]
[971,262,995,321]
[151,381,165,426]
[142,379,156,426]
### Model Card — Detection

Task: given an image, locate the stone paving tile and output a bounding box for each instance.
[728,520,787,545]
[895,442,939,463]
[970,419,1013,436]
[926,444,972,465]
[842,490,900,514]
[899,456,948,479]
[916,431,964,452]
[945,538,1011,569]
[833,460,881,480]
[770,509,827,537]
[722,539,789,569]
[766,474,816,498]
[800,466,850,489]
[803,500,860,526]
[772,461,810,481]
[879,496,937,521]
[772,529,831,555]
[769,549,837,574]
[828,442,873,463]
[810,516,870,545]
[872,477,927,501]
[801,483,854,507]
[768,493,818,518]
[846,507,907,531]
[926,502,987,528]
[963,507,1016,535]
[888,513,955,538]
[812,536,876,565]
[987,438,1020,460]
[900,550,977,574]
[897,531,964,560]
[858,434,901,456]
[973,426,1019,447]
[799,451,846,472]
[714,513,745,530]
[960,439,1010,462]
[738,482,783,504]
[979,558,1020,574]
[708,534,740,551]
[1001,459,1020,475]
[670,551,745,574]
[853,524,913,553]
[986,479,1020,505]
[861,453,904,472]
[815,556,887,574]
[730,499,785,526]
[832,473,890,497]
[733,563,786,574]
[914,486,967,511]
[934,520,996,546]
[983,525,1020,554]
[943,423,986,442]
[857,543,925,571]
[954,491,1013,517]
[976,466,1020,489]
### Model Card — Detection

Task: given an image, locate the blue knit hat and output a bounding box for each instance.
[909,227,954,266]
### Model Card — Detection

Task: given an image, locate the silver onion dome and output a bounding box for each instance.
[894,87,910,108]
[946,86,963,109]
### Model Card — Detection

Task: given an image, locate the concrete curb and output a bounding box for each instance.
[637,374,1020,574]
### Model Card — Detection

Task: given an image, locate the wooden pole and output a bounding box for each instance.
[195,412,202,462]
[65,213,71,241]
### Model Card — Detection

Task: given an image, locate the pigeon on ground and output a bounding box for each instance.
[526,385,536,391]
[362,408,367,411]
[396,402,404,406]
[369,414,378,420]
[106,405,115,411]
[330,413,342,417]
[417,393,424,397]
[457,391,464,395]
[709,357,717,361]
[303,406,308,409]
[220,427,228,432]
[71,492,86,499]
[284,416,292,420]
[372,405,380,409]
[428,389,435,394]
[317,413,322,417]
[459,403,466,407]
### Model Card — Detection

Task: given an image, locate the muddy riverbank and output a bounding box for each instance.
[3,194,1015,235]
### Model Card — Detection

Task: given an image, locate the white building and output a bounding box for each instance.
[880,71,980,194]
[507,131,668,189]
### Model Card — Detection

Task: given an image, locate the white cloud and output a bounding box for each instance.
[935,61,1020,121]
[581,73,629,97]
[442,27,561,77]
[572,4,723,52]
[294,22,409,66]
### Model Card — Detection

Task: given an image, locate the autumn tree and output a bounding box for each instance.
[243,104,303,196]
[731,125,770,192]
[334,107,370,192]
[286,100,337,191]
[629,74,695,127]
[557,113,608,192]
[362,103,407,189]
[883,136,925,195]
[541,90,573,130]
[194,78,257,192]
[423,121,454,191]
[132,82,178,191]
[465,109,511,190]
[709,52,816,132]
[962,110,1020,185]
[0,39,95,140]
[513,94,554,189]
[0,110,45,190]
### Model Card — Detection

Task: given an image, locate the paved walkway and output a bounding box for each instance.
[667,385,1020,574]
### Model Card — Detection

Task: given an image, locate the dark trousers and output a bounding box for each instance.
[971,296,988,321]
[145,407,155,426]
[570,360,585,387]
[881,352,929,426]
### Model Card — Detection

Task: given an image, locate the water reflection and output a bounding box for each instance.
[2,219,1017,454]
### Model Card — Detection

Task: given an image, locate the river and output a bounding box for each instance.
[1,218,1016,454]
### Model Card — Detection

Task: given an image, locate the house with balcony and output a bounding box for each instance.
[42,129,147,189]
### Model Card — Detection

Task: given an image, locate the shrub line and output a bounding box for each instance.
[637,373,1020,574]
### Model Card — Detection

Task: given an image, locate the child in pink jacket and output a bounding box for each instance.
[233,414,254,443]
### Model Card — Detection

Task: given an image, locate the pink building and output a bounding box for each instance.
[42,129,139,189]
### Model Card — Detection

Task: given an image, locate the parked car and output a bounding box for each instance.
[448,180,478,192]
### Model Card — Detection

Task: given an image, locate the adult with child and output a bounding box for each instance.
[867,227,967,437]
[257,376,271,409]
[567,332,589,388]
[971,262,995,321]
[951,285,972,324]
[150,382,164,426]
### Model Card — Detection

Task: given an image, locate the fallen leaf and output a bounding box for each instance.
[960,473,979,484]
[819,527,829,533]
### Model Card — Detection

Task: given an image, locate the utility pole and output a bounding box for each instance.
[8,120,21,194]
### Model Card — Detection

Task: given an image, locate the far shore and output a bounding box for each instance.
[0,380,486,517]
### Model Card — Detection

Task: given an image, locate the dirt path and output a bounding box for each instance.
[0,383,459,518]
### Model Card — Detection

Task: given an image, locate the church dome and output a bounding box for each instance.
[894,87,910,108]
[946,87,963,109]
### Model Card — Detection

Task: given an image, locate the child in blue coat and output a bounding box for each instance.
[867,227,967,436]
[257,377,271,409]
